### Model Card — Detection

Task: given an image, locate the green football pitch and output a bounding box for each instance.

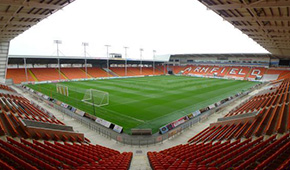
[27,76,259,134]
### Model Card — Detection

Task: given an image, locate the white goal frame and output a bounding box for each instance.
[82,89,109,107]
[56,84,69,96]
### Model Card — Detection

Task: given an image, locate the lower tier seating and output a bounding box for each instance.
[60,68,87,79]
[0,137,132,170]
[0,84,15,92]
[30,68,65,81]
[6,69,35,84]
[148,133,290,170]
[86,67,111,77]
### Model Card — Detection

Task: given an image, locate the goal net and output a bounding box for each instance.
[82,89,109,107]
[56,84,69,96]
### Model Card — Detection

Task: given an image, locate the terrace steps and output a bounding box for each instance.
[244,67,253,80]
[28,69,38,82]
[57,68,69,80]
[80,68,93,78]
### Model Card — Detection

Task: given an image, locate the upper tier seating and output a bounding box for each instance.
[149,133,290,170]
[0,137,132,170]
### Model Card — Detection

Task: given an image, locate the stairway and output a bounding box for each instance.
[0,42,9,83]
[28,69,38,81]
[103,68,118,77]
[244,67,253,80]
[80,68,93,78]
[56,68,69,80]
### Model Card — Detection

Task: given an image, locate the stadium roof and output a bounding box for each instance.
[8,55,165,65]
[0,0,74,41]
[170,53,273,58]
[200,0,290,57]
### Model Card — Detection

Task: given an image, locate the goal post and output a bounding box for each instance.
[82,89,109,107]
[56,84,69,96]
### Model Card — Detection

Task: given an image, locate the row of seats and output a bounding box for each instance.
[0,84,133,169]
[169,65,288,80]
[148,133,290,170]
[30,68,66,81]
[225,81,290,117]
[0,91,87,142]
[188,101,288,143]
[0,137,132,170]
[6,67,165,84]
[60,68,88,79]
[188,79,290,143]
[0,84,15,92]
[5,68,35,84]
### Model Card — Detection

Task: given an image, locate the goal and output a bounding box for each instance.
[82,89,109,107]
[56,84,69,96]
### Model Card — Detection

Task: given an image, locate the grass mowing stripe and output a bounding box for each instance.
[28,76,259,134]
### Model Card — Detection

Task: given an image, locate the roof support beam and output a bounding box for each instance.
[235,25,290,31]
[0,12,48,19]
[263,46,290,50]
[244,31,290,37]
[226,16,290,22]
[249,34,290,39]
[0,21,36,26]
[203,0,290,10]
[0,0,63,10]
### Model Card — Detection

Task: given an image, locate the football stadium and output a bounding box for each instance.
[1,0,290,170]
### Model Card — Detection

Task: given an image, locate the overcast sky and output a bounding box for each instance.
[9,0,268,60]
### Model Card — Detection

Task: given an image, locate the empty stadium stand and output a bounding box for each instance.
[0,82,133,169]
[86,67,111,77]
[6,69,35,84]
[181,65,273,80]
[0,137,132,170]
[30,68,66,81]
[60,68,88,79]
[148,133,290,170]
[168,66,186,74]
[0,84,15,92]
[0,89,86,142]
[8,65,290,84]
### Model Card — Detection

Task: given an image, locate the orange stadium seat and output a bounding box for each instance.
[30,68,66,81]
[110,67,126,76]
[0,137,133,170]
[86,67,111,77]
[60,68,87,79]
[6,68,35,84]
[148,133,290,170]
[126,67,142,76]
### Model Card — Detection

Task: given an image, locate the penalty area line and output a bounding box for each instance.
[97,106,145,123]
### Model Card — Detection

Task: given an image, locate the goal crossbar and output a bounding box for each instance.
[82,89,109,107]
